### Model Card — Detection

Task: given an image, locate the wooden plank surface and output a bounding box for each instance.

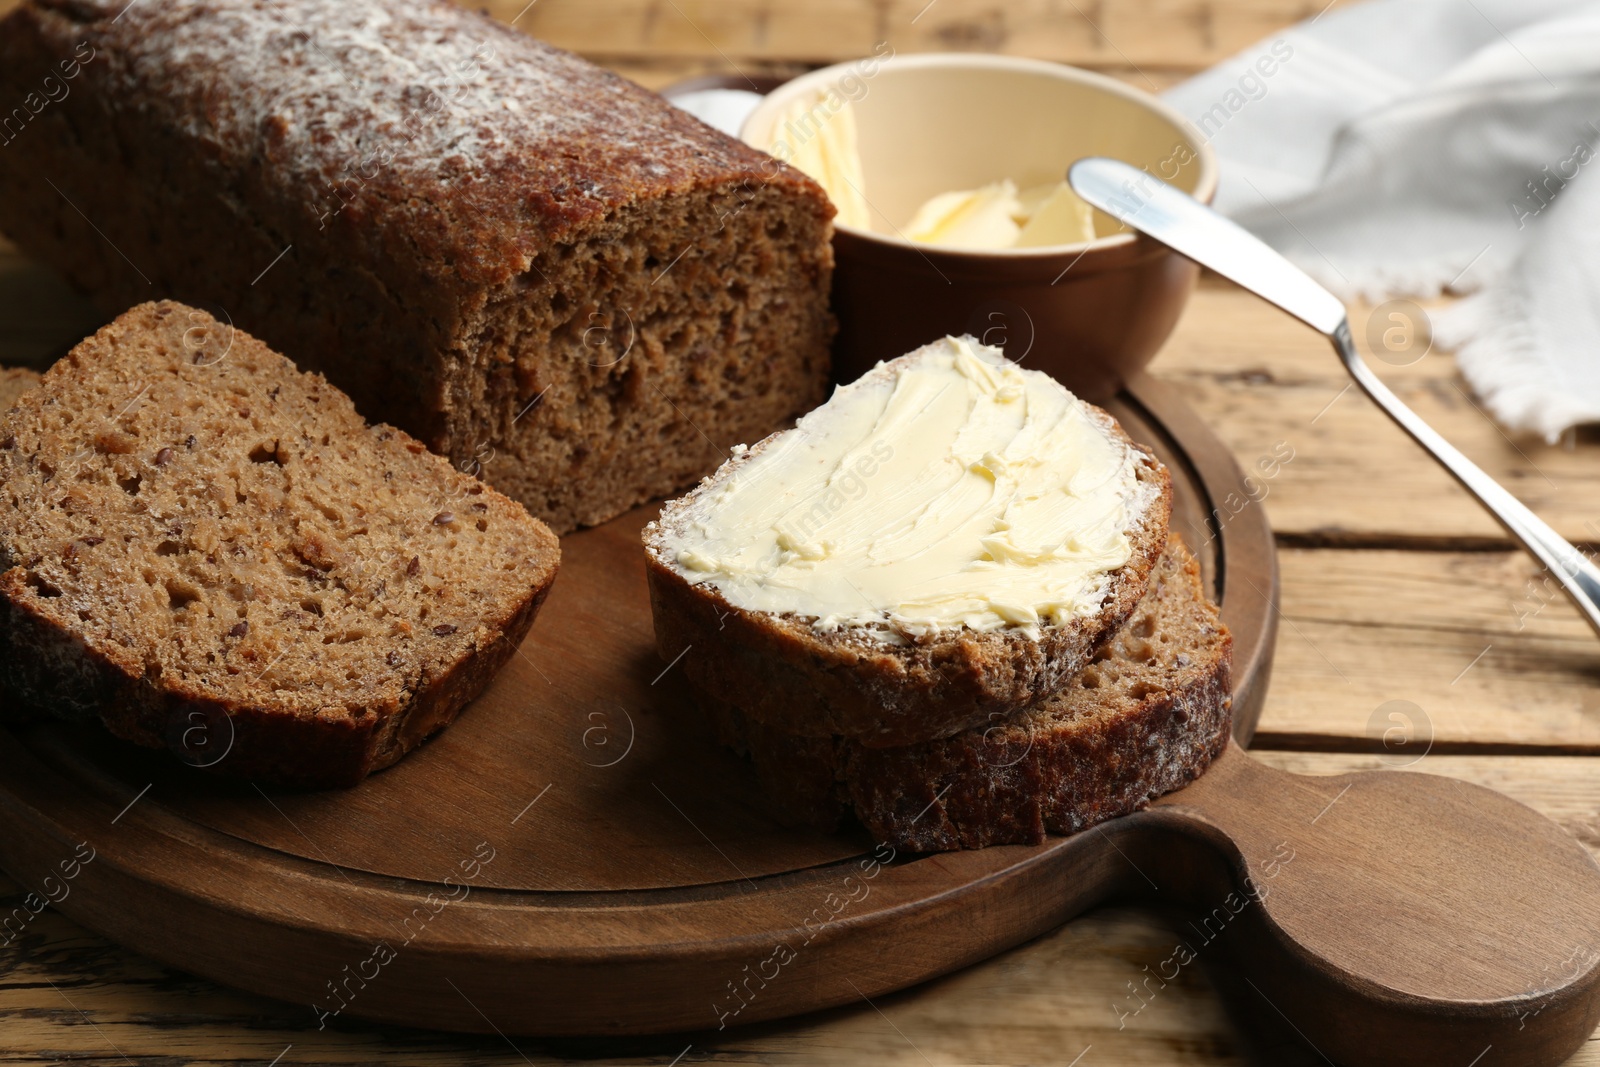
[4,753,1600,1066]
[0,0,1320,73]
[4,0,1600,1061]
[1256,548,1600,753]
[1155,284,1600,547]
[488,0,1320,72]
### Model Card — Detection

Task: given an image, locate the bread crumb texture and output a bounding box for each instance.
[642,337,1173,748]
[0,302,559,786]
[0,367,41,413]
[0,0,836,533]
[710,537,1232,851]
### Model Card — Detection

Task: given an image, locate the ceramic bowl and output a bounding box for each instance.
[738,53,1217,399]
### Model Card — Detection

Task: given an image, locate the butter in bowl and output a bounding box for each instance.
[739,53,1217,400]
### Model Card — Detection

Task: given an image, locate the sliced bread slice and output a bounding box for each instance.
[708,535,1232,851]
[0,367,40,412]
[0,301,560,787]
[645,335,1171,748]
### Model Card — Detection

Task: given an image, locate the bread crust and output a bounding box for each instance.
[644,403,1172,748]
[0,571,551,787]
[0,0,835,533]
[0,301,560,789]
[707,539,1232,851]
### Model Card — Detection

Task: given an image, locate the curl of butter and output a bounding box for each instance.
[769,94,872,230]
[765,91,1098,250]
[663,336,1150,641]
[906,179,1099,250]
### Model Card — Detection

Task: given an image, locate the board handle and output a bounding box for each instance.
[1115,741,1600,1067]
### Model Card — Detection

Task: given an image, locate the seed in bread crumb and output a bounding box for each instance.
[406,556,420,576]
[64,535,105,561]
[433,512,454,525]
[433,624,457,636]
[153,447,174,466]
[228,621,249,638]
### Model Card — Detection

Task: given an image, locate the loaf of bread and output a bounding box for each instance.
[0,301,560,787]
[645,336,1171,748]
[0,367,40,412]
[711,537,1232,851]
[0,0,835,533]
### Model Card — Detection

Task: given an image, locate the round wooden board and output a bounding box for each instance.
[0,372,1278,1036]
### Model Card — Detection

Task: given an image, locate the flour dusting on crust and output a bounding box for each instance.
[49,0,796,283]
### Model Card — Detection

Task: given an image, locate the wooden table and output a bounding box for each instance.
[3,0,1599,1063]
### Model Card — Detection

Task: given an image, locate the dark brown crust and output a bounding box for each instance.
[0,302,561,789]
[0,0,818,284]
[706,539,1232,851]
[0,0,835,533]
[0,563,556,788]
[644,397,1173,749]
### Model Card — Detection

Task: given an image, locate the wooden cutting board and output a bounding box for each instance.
[2,372,1598,1067]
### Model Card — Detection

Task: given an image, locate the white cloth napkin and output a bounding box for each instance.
[1163,0,1600,440]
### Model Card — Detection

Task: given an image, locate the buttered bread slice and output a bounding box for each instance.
[644,335,1170,748]
[709,536,1232,850]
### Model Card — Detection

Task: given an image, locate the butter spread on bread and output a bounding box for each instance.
[661,336,1152,640]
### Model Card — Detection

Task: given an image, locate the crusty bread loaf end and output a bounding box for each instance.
[0,0,835,534]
